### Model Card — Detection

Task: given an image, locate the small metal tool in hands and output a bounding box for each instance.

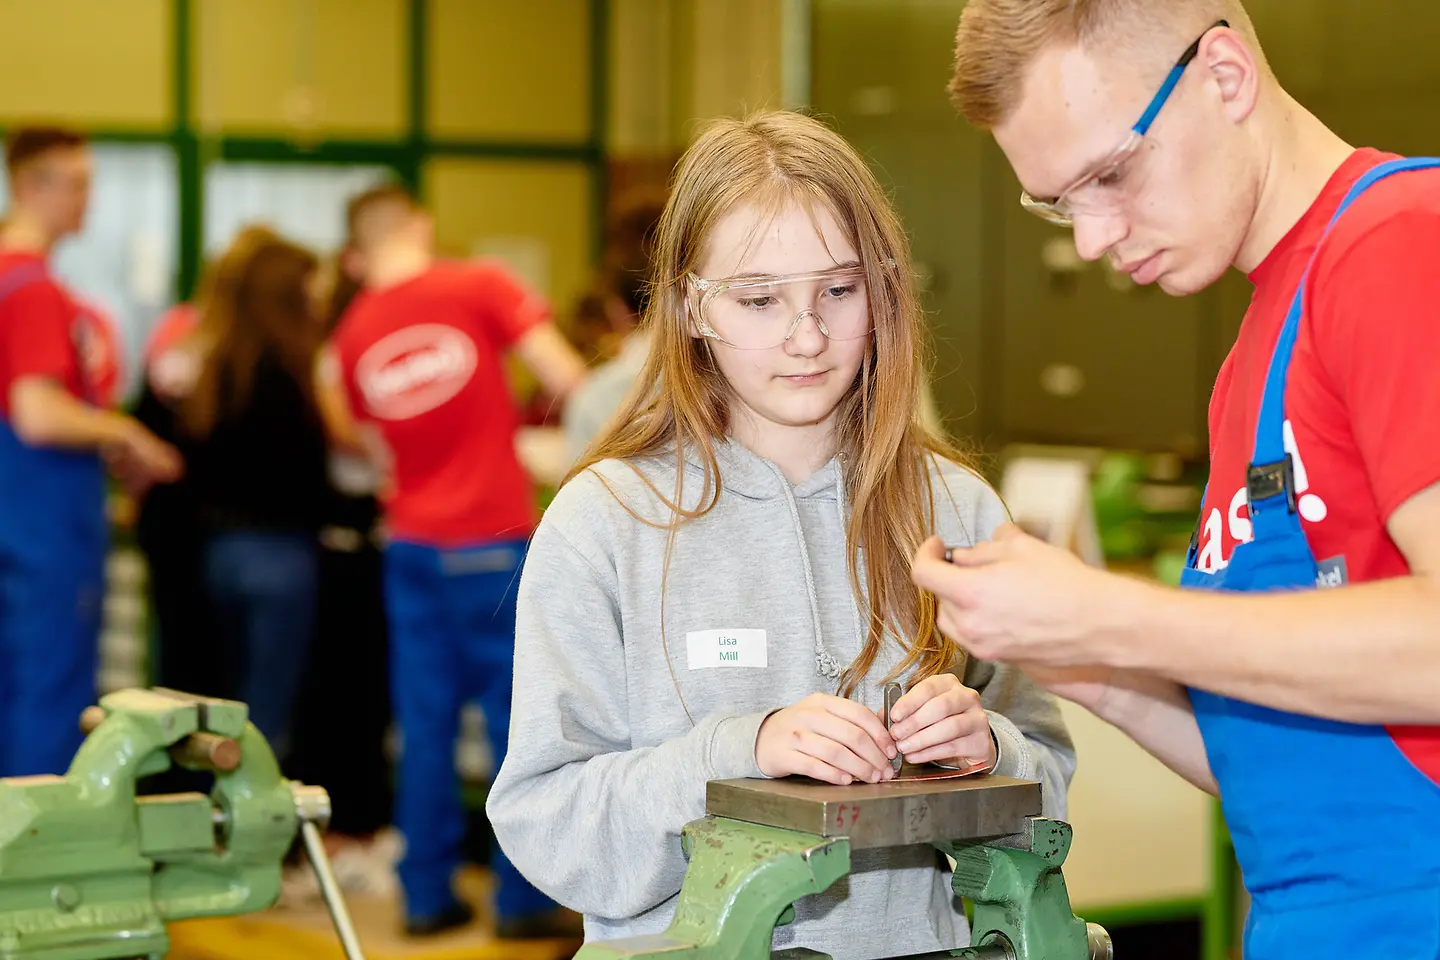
[883,682,904,775]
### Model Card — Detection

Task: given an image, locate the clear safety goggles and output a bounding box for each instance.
[1020,19,1228,227]
[1020,130,1154,226]
[687,265,872,351]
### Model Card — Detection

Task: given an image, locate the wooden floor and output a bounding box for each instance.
[167,869,581,960]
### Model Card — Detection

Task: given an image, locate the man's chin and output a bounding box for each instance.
[1156,274,1186,296]
[1157,261,1230,298]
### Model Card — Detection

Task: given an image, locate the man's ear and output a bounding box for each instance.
[1204,25,1261,125]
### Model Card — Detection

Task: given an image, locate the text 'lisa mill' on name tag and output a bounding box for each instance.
[686,629,767,669]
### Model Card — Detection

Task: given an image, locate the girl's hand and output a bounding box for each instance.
[886,674,996,770]
[756,693,898,785]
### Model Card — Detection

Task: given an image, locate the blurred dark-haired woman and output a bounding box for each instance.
[142,226,329,755]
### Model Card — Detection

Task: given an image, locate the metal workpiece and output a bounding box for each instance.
[882,682,904,774]
[706,774,1042,850]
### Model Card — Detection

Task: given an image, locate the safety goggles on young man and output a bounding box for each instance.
[1020,20,1229,227]
[687,264,872,351]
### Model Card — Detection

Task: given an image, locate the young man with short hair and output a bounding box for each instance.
[323,184,586,938]
[0,126,181,777]
[913,5,1440,957]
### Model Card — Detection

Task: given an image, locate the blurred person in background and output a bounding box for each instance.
[282,253,398,901]
[134,298,224,713]
[564,286,625,368]
[73,297,124,411]
[0,125,181,777]
[134,296,227,799]
[562,192,664,464]
[320,183,586,938]
[138,226,329,759]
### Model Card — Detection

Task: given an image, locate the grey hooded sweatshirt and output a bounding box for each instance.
[487,439,1075,960]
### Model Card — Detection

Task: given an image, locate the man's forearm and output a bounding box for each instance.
[1121,575,1440,725]
[10,379,129,451]
[1095,672,1218,796]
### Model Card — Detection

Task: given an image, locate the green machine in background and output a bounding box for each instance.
[577,773,1111,960]
[0,688,364,960]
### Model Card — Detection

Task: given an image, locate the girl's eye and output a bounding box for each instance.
[823,283,858,300]
[737,296,778,310]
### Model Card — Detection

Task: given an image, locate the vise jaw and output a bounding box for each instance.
[0,688,299,960]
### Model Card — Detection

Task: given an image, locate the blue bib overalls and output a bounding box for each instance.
[0,262,106,777]
[1181,157,1440,958]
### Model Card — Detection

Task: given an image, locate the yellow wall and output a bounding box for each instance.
[0,0,170,127]
[607,0,677,155]
[426,158,592,313]
[688,0,784,130]
[427,0,592,142]
[607,0,786,157]
[192,0,407,137]
[0,0,786,154]
[0,0,790,319]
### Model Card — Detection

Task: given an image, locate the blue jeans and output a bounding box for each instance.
[0,543,104,777]
[204,530,319,758]
[384,538,554,923]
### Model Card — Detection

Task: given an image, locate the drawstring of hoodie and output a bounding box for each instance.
[834,457,866,660]
[766,461,845,680]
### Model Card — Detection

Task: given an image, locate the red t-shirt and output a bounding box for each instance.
[331,260,547,546]
[1196,148,1440,783]
[0,252,99,416]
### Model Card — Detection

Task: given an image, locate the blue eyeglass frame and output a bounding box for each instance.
[1021,19,1230,224]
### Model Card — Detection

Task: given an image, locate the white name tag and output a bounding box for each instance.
[686,629,767,669]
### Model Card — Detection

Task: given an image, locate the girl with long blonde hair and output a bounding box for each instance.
[487,111,1072,957]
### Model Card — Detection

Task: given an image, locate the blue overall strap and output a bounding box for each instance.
[1250,157,1440,492]
[1186,482,1209,567]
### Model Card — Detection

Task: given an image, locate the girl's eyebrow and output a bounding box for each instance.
[723,260,864,283]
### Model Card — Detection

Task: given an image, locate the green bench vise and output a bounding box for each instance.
[576,773,1111,960]
[0,688,365,960]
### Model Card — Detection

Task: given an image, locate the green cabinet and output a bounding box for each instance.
[812,0,991,441]
[993,161,1211,457]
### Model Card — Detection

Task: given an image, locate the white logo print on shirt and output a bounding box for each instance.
[356,324,478,421]
[1196,419,1329,573]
